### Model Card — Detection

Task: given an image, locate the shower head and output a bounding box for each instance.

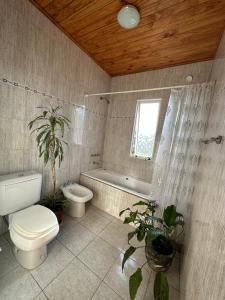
[100,96,110,104]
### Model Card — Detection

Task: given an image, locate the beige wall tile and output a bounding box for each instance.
[180,31,225,300]
[103,61,213,182]
[0,0,110,234]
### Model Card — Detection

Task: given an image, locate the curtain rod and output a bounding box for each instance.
[84,82,208,97]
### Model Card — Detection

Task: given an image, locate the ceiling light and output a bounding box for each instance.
[117,5,140,29]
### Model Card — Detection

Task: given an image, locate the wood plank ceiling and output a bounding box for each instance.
[30,0,225,76]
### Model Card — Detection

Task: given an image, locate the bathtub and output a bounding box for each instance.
[80,169,152,219]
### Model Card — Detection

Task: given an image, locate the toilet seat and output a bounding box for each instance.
[11,205,58,237]
[9,205,59,251]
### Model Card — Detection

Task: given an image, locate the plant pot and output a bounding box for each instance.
[53,210,63,224]
[145,240,176,272]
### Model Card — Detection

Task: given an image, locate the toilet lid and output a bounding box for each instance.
[11,205,58,237]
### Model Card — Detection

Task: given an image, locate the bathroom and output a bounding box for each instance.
[0,0,225,299]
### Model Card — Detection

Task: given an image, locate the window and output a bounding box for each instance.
[130,99,160,160]
[73,105,86,145]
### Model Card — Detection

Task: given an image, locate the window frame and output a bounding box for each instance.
[130,99,161,160]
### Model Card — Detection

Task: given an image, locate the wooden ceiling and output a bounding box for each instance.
[30,0,225,76]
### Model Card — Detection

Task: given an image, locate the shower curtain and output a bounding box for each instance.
[152,83,214,216]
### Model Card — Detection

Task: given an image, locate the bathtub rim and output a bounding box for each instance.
[81,169,152,200]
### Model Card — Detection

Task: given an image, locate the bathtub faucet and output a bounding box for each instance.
[92,161,101,165]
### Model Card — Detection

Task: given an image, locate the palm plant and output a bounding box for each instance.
[28,105,70,208]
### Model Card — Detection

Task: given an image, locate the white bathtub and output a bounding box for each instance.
[81,169,152,199]
[80,169,152,219]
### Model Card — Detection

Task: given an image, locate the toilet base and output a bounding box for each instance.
[67,201,86,218]
[14,245,47,270]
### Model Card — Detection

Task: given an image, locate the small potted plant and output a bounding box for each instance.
[120,201,184,300]
[28,104,70,223]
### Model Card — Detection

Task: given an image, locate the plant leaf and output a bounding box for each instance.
[137,223,146,241]
[119,208,130,217]
[133,201,148,206]
[154,272,169,300]
[124,211,137,224]
[128,230,137,243]
[163,205,177,227]
[122,246,136,271]
[129,268,143,300]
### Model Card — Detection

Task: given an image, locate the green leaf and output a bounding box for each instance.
[128,230,137,243]
[36,129,49,145]
[119,208,130,217]
[122,246,136,271]
[124,211,137,224]
[133,201,148,207]
[163,205,177,227]
[154,272,169,300]
[43,111,48,117]
[129,268,143,300]
[137,224,146,241]
[44,149,49,165]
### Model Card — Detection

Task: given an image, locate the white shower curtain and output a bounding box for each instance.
[152,83,214,216]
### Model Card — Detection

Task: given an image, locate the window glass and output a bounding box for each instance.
[131,100,160,159]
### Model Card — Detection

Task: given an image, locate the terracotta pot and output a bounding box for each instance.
[145,241,176,272]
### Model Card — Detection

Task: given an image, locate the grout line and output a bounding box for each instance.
[56,238,77,257]
[103,281,124,300]
[40,256,76,293]
[30,272,44,293]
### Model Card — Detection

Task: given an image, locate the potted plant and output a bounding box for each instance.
[28,104,70,223]
[120,200,184,300]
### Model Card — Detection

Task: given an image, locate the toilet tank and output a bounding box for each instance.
[0,171,42,216]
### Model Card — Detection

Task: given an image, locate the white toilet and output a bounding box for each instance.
[60,183,93,218]
[0,171,59,270]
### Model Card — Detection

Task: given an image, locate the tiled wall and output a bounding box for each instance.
[180,31,225,300]
[0,0,110,233]
[103,61,213,182]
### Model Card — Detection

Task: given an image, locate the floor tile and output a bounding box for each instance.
[60,214,79,230]
[0,236,19,278]
[3,232,13,246]
[0,266,41,300]
[31,239,74,289]
[80,209,111,234]
[33,292,48,300]
[57,222,96,256]
[88,204,115,221]
[99,219,132,251]
[104,254,150,300]
[92,282,122,300]
[44,257,101,300]
[78,236,120,279]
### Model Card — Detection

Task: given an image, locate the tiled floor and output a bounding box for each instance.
[0,205,180,300]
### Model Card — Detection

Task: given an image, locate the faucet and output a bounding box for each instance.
[92,161,101,165]
[90,153,101,157]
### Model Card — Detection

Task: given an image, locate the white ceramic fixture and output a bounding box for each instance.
[60,183,93,218]
[0,171,59,269]
[117,4,140,29]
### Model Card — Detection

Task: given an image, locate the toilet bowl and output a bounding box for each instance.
[61,183,93,217]
[0,171,59,270]
[9,205,59,269]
